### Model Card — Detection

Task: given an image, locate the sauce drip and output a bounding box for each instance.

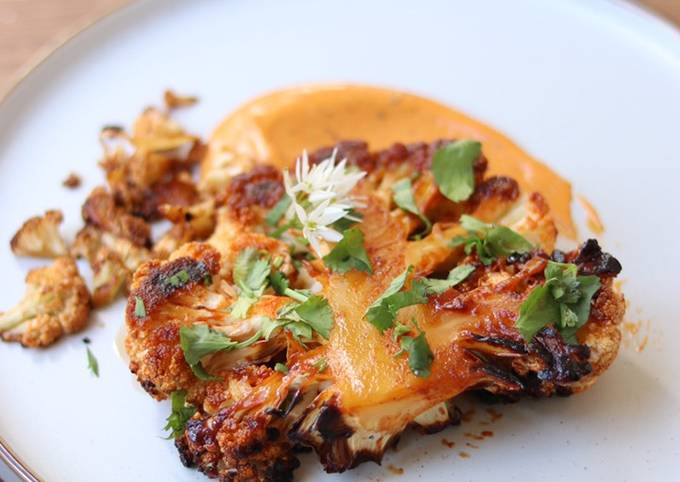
[207,84,576,238]
[578,195,605,234]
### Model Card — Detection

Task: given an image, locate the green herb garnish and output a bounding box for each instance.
[322,227,372,274]
[392,319,434,378]
[364,264,473,331]
[291,295,334,339]
[391,178,432,238]
[86,347,99,377]
[134,296,146,318]
[400,331,433,378]
[516,261,601,343]
[420,264,476,294]
[364,266,428,332]
[259,293,334,343]
[163,390,196,439]
[266,195,292,227]
[167,269,190,288]
[179,323,263,380]
[312,357,328,373]
[269,271,289,295]
[432,140,481,202]
[274,362,289,374]
[451,215,533,265]
[231,248,271,318]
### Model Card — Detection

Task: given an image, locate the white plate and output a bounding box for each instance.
[1,0,679,481]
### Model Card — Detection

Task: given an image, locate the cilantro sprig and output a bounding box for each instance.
[364,266,427,332]
[231,248,271,318]
[180,292,334,380]
[134,296,146,319]
[391,178,432,239]
[323,227,372,274]
[432,140,481,202]
[163,390,196,439]
[86,347,99,377]
[265,194,292,227]
[516,261,601,344]
[364,264,475,332]
[451,215,533,265]
[393,320,434,378]
[420,264,476,294]
[261,294,334,343]
[179,323,263,380]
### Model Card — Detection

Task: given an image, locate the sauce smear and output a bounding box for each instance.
[206,84,576,238]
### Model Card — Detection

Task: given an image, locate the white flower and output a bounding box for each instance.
[294,200,345,255]
[283,149,365,206]
[283,149,366,256]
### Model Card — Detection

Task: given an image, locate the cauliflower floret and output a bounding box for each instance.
[125,243,292,400]
[0,257,90,347]
[501,192,558,252]
[153,200,216,259]
[90,247,129,308]
[71,225,151,307]
[10,210,67,258]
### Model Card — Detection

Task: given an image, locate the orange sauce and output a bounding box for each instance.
[386,464,404,475]
[441,438,456,448]
[207,84,576,238]
[577,195,605,235]
[486,408,503,422]
[459,451,470,459]
[461,408,476,422]
[622,319,651,352]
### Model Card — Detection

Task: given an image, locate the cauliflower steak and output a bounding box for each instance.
[125,139,624,481]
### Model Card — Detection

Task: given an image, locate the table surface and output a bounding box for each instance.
[0,0,678,100]
[0,0,678,481]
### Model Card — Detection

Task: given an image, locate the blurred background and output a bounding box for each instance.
[0,0,678,99]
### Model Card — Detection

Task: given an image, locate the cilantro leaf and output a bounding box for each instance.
[516,261,601,343]
[274,362,289,374]
[261,295,334,342]
[400,331,434,378]
[515,284,560,342]
[364,266,429,332]
[312,357,328,373]
[558,275,600,343]
[134,296,146,319]
[167,269,190,288]
[323,227,372,274]
[420,264,476,294]
[392,321,411,340]
[86,347,99,377]
[452,215,532,265]
[459,215,491,232]
[293,295,334,339]
[231,248,271,318]
[485,226,534,256]
[269,271,289,295]
[266,195,291,227]
[432,140,481,202]
[391,178,432,238]
[163,390,196,439]
[179,323,264,380]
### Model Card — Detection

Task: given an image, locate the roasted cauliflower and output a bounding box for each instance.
[124,139,624,482]
[99,106,203,220]
[10,210,68,258]
[0,257,90,347]
[71,188,153,307]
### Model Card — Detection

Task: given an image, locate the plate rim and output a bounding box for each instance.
[0,0,678,480]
